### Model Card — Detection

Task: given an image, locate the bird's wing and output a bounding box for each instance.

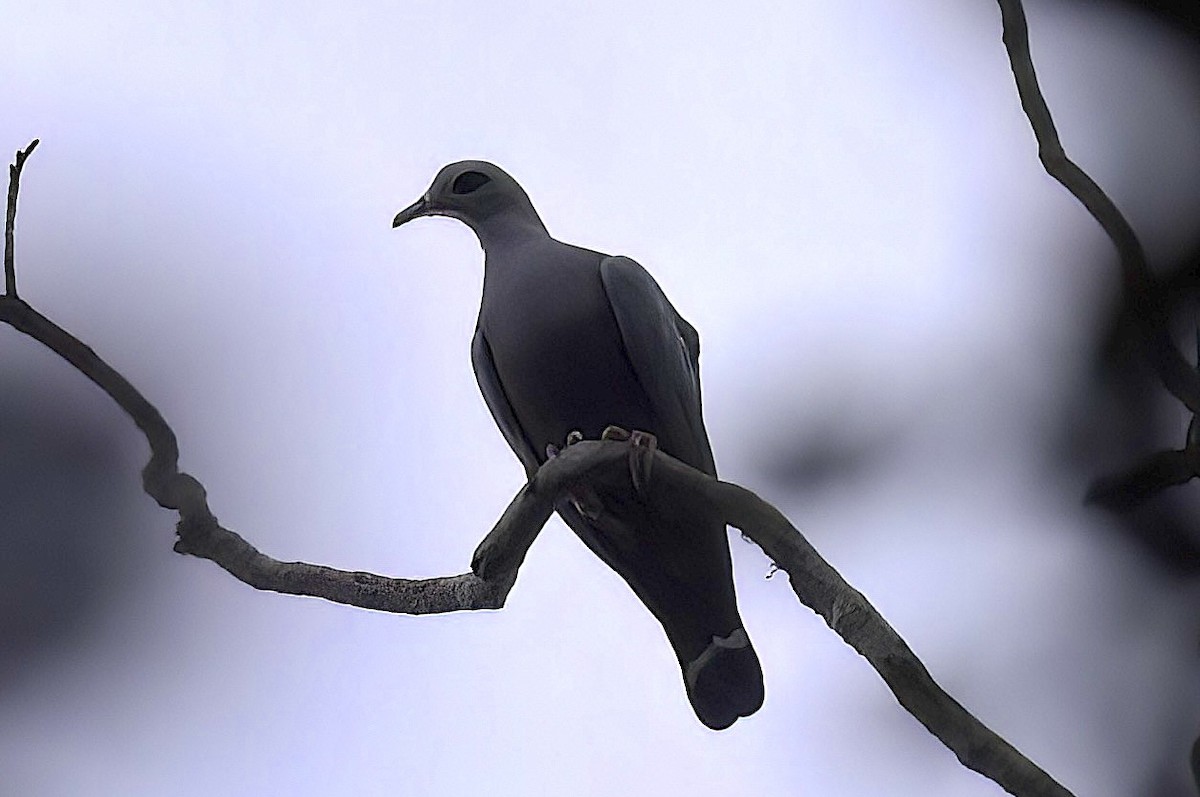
[471,324,540,478]
[599,256,716,476]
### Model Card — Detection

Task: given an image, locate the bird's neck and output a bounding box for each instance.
[470,206,550,251]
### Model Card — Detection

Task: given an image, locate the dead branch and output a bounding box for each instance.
[0,139,512,615]
[0,140,1073,795]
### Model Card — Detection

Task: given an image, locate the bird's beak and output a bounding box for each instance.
[392,194,431,228]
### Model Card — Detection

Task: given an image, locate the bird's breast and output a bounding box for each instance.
[481,259,658,458]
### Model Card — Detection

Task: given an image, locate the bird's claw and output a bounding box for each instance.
[557,426,656,507]
[601,425,631,441]
[627,430,657,495]
[596,426,658,493]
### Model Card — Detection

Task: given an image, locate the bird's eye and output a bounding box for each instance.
[452,171,492,195]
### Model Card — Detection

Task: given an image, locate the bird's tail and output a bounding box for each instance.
[680,627,764,731]
[555,497,764,730]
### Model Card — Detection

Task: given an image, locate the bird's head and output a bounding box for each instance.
[392,161,543,237]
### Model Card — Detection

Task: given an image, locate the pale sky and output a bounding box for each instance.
[2,1,1200,795]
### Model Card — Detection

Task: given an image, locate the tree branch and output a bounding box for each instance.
[996,0,1200,416]
[0,141,516,615]
[0,287,522,612]
[635,450,1073,797]
[475,437,1081,796]
[2,141,1074,794]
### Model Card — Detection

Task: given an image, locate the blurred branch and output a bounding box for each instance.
[997,10,1196,787]
[999,0,1200,407]
[997,0,1200,516]
[1085,447,1200,510]
[1087,381,1200,511]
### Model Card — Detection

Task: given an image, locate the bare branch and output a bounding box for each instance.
[0,140,521,615]
[2,141,1072,794]
[468,437,1084,796]
[478,433,1081,795]
[0,292,524,612]
[621,450,1073,797]
[5,138,38,298]
[996,0,1200,414]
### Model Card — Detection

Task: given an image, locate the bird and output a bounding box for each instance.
[392,161,763,729]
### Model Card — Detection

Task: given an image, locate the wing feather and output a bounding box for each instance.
[471,325,540,478]
[599,256,716,476]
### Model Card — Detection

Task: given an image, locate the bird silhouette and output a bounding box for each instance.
[393,161,763,729]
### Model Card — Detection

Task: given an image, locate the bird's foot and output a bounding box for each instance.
[553,431,603,519]
[601,425,657,495]
[627,430,657,495]
[556,427,657,514]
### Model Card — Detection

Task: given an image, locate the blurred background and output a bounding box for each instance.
[2,0,1199,794]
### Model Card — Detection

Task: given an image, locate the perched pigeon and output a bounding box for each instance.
[393,161,763,729]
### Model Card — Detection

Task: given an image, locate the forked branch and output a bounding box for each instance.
[998,4,1198,788]
[997,0,1200,510]
[0,140,1072,795]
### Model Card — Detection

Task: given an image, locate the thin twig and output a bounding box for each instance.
[4,138,38,298]
[996,0,1200,414]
